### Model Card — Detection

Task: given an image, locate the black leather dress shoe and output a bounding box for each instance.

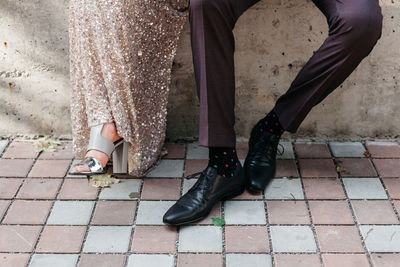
[244,120,281,192]
[163,164,246,226]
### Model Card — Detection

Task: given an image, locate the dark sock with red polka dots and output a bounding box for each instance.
[259,110,284,136]
[208,147,240,178]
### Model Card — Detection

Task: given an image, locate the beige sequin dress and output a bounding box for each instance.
[69,0,188,176]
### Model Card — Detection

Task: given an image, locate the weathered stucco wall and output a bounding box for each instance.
[1,0,399,141]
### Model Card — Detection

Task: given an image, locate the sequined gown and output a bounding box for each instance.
[69,0,188,176]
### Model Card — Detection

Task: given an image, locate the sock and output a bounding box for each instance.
[259,110,284,136]
[208,147,240,178]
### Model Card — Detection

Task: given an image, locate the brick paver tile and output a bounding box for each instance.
[184,159,208,176]
[58,179,99,200]
[78,254,126,267]
[0,159,34,177]
[2,141,38,159]
[17,178,62,199]
[83,226,132,253]
[225,226,270,253]
[226,254,272,267]
[351,200,398,224]
[47,201,95,225]
[373,159,400,178]
[163,143,185,159]
[322,254,370,267]
[232,189,263,200]
[267,200,310,224]
[315,226,364,253]
[371,254,400,267]
[343,178,387,199]
[177,254,223,267]
[382,178,400,199]
[92,201,136,225]
[0,225,41,252]
[225,201,266,225]
[303,178,346,199]
[0,200,10,219]
[295,143,331,158]
[36,226,86,253]
[193,202,222,225]
[38,142,74,160]
[29,254,79,267]
[3,200,52,224]
[146,159,184,178]
[265,178,304,200]
[274,254,321,267]
[186,143,208,159]
[329,142,366,158]
[275,160,299,178]
[98,179,141,200]
[0,140,8,155]
[127,254,175,267]
[141,179,181,200]
[366,141,400,158]
[0,178,23,199]
[360,225,400,252]
[0,253,30,267]
[270,226,317,252]
[394,200,400,213]
[178,226,222,252]
[136,201,174,225]
[335,158,377,177]
[299,159,337,178]
[308,200,354,225]
[28,160,71,178]
[277,141,295,159]
[131,226,177,253]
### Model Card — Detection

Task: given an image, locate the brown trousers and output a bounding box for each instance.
[190,0,383,147]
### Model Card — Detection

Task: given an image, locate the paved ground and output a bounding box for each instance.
[0,139,400,267]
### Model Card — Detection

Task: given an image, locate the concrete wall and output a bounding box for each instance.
[1,0,399,142]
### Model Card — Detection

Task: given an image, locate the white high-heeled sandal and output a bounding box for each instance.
[69,124,128,176]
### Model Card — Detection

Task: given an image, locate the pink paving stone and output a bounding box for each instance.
[28,159,71,178]
[335,158,377,177]
[38,142,74,160]
[177,254,223,267]
[0,253,30,267]
[366,142,400,158]
[91,201,137,225]
[275,160,299,178]
[0,159,34,177]
[225,226,270,253]
[163,143,185,159]
[58,179,99,200]
[267,201,310,225]
[382,178,400,199]
[373,159,400,178]
[0,200,10,219]
[232,189,263,200]
[322,254,370,267]
[351,200,399,224]
[78,254,126,267]
[274,254,321,267]
[141,179,181,200]
[299,159,337,178]
[3,200,52,225]
[17,178,62,199]
[308,200,354,225]
[303,178,346,199]
[0,225,41,252]
[131,226,177,253]
[0,178,23,199]
[184,159,208,176]
[2,141,38,159]
[315,226,364,253]
[236,141,249,159]
[192,202,222,225]
[36,225,86,253]
[294,143,331,158]
[371,254,400,267]
[394,200,400,213]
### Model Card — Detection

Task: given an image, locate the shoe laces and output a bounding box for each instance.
[185,170,214,194]
[254,134,284,161]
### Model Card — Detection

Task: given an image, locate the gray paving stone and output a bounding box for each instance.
[366,141,398,146]
[178,226,223,252]
[270,226,317,252]
[0,140,9,155]
[186,143,208,159]
[65,159,86,178]
[360,225,400,252]
[224,201,266,225]
[342,178,387,199]
[29,254,79,267]
[277,141,295,159]
[83,226,132,253]
[146,159,184,178]
[265,178,304,200]
[182,179,197,195]
[99,179,142,200]
[47,201,95,225]
[136,201,174,225]
[127,254,175,267]
[226,254,272,267]
[329,142,366,157]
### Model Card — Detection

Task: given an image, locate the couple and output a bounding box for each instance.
[69,0,382,225]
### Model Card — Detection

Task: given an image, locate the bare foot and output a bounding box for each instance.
[71,123,121,173]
